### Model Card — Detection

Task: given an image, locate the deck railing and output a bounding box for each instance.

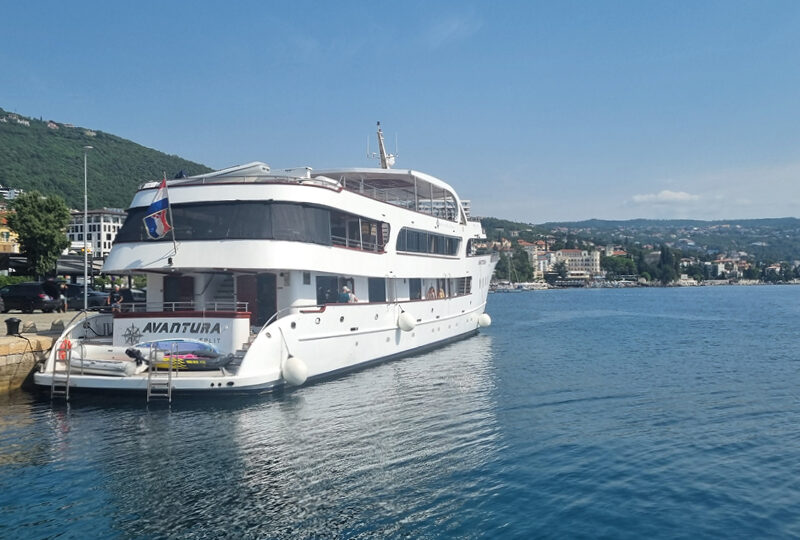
[330,234,384,252]
[117,301,250,313]
[340,181,461,222]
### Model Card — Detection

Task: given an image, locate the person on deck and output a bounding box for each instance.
[426,286,436,300]
[107,285,123,312]
[338,285,358,303]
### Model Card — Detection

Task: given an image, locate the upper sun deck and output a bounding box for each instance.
[137,163,469,224]
[312,168,466,223]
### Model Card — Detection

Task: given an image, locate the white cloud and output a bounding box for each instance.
[631,190,701,204]
[423,14,482,50]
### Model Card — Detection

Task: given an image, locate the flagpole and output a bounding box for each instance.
[164,172,178,256]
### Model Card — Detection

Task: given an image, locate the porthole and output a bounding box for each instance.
[315,317,321,324]
[291,322,296,329]
[340,316,344,323]
[374,314,379,320]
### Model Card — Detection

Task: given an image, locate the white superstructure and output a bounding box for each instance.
[35,126,497,399]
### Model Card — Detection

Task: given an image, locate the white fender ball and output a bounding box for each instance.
[283,355,308,386]
[478,313,492,328]
[398,311,416,332]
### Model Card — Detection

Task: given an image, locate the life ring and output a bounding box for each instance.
[57,339,72,361]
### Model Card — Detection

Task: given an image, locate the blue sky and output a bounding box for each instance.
[2,1,799,222]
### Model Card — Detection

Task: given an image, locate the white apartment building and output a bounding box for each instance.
[535,251,558,281]
[67,208,126,257]
[556,249,601,278]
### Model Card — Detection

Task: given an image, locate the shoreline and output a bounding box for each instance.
[491,279,799,291]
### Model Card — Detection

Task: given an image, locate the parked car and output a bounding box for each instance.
[64,284,109,310]
[98,288,146,312]
[120,288,146,303]
[0,282,64,313]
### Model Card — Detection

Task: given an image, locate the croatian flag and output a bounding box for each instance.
[143,178,172,240]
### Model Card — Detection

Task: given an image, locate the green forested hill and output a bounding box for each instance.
[0,108,212,209]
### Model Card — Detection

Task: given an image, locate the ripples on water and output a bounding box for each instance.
[2,286,800,538]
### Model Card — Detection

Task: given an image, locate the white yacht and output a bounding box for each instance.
[34,125,498,400]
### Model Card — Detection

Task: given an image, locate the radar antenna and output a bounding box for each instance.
[367,122,397,169]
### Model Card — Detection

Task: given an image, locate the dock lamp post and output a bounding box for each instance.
[83,145,93,311]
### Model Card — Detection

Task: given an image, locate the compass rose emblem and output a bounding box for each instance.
[123,323,142,345]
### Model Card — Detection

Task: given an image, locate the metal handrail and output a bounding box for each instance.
[331,234,384,252]
[340,181,461,222]
[255,302,323,336]
[119,301,249,313]
[140,175,342,190]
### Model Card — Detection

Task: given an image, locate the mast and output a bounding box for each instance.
[376,122,395,169]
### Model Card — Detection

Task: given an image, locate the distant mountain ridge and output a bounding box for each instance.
[0,107,212,209]
[490,217,800,262]
[542,217,800,230]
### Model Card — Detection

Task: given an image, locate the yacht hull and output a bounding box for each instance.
[34,305,485,396]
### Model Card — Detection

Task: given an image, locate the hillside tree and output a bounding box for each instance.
[511,246,534,281]
[657,244,680,284]
[494,251,510,280]
[7,191,71,277]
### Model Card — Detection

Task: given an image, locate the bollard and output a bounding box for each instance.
[5,317,21,336]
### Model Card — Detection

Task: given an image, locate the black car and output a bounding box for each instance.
[120,288,146,303]
[97,288,146,312]
[0,282,63,313]
[64,284,109,310]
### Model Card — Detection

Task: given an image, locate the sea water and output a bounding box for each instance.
[1,286,799,538]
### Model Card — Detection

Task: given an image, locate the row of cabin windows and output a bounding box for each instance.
[115,201,388,252]
[315,276,472,305]
[395,228,461,256]
[155,274,473,321]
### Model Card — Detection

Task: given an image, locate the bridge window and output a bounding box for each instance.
[396,228,460,256]
[116,201,387,253]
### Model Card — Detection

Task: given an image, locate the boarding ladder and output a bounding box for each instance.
[50,342,72,401]
[146,344,175,403]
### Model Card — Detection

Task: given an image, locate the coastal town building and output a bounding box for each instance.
[604,245,628,257]
[555,248,601,279]
[0,185,23,202]
[534,251,558,281]
[66,208,126,257]
[0,210,19,253]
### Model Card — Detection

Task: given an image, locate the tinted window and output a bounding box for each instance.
[116,201,332,246]
[409,278,422,300]
[396,228,460,256]
[368,278,386,303]
[316,276,339,304]
[19,284,42,294]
